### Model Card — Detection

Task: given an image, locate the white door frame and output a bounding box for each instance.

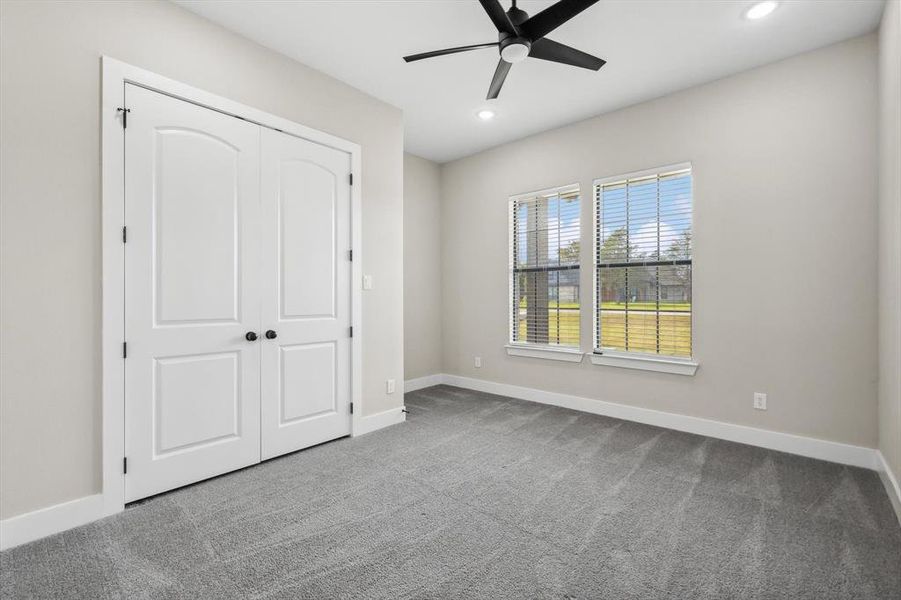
[101,56,363,518]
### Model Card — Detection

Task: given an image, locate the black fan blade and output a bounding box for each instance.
[487,59,512,99]
[520,0,599,41]
[478,0,516,34]
[529,38,605,70]
[404,42,499,63]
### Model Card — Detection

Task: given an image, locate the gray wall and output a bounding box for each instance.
[403,153,443,380]
[0,0,404,519]
[878,0,901,484]
[439,35,879,448]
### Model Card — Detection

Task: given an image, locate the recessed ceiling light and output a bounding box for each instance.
[745,1,778,20]
[477,109,495,121]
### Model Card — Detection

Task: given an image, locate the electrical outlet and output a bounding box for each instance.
[474,356,482,368]
[753,392,767,411]
[386,379,395,394]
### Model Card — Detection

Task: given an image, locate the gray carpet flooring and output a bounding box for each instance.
[2,384,900,599]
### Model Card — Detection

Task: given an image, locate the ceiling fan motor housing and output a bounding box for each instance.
[499,6,532,63]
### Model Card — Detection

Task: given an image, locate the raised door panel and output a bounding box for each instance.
[155,130,240,325]
[280,160,336,320]
[280,343,336,424]
[154,352,240,455]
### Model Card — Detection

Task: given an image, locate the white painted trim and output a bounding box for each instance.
[0,495,105,551]
[876,451,901,525]
[507,182,583,349]
[101,57,127,520]
[438,374,878,469]
[509,182,581,203]
[591,161,695,358]
[404,374,444,392]
[349,118,364,438]
[505,345,584,363]
[589,352,698,375]
[593,161,693,188]
[102,57,364,520]
[352,406,407,436]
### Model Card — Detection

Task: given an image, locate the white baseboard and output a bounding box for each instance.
[404,374,444,393]
[876,451,901,525]
[0,493,105,551]
[423,373,879,470]
[353,406,406,436]
[3,377,886,552]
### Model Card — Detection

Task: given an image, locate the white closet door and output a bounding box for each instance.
[124,85,262,502]
[260,128,352,460]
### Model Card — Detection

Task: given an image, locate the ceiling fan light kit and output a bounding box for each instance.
[500,38,531,63]
[403,0,605,100]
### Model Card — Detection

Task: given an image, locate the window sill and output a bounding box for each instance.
[505,345,585,363]
[589,352,698,376]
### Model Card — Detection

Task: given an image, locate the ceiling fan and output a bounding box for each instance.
[403,0,605,100]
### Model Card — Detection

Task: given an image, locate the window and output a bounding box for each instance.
[509,184,581,349]
[595,165,692,359]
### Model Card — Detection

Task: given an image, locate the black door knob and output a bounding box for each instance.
[265,330,277,340]
[245,331,258,341]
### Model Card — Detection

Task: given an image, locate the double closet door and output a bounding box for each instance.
[123,84,352,503]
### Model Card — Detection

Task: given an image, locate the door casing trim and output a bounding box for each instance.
[101,56,364,518]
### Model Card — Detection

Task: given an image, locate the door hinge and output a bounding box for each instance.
[350,402,354,415]
[123,457,128,474]
[348,249,353,261]
[122,226,127,243]
[117,107,130,129]
[349,173,353,186]
[349,326,353,338]
[122,342,127,359]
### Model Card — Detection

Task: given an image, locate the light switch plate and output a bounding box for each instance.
[363,275,373,290]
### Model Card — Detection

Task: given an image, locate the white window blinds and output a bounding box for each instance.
[595,165,692,358]
[509,185,581,348]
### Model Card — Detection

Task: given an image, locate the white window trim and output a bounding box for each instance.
[508,182,582,351]
[505,344,585,363]
[592,161,696,367]
[508,182,581,203]
[593,162,692,188]
[589,351,698,376]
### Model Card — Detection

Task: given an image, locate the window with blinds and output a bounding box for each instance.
[595,165,692,358]
[509,184,581,348]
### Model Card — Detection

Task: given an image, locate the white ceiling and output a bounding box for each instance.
[175,0,885,163]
